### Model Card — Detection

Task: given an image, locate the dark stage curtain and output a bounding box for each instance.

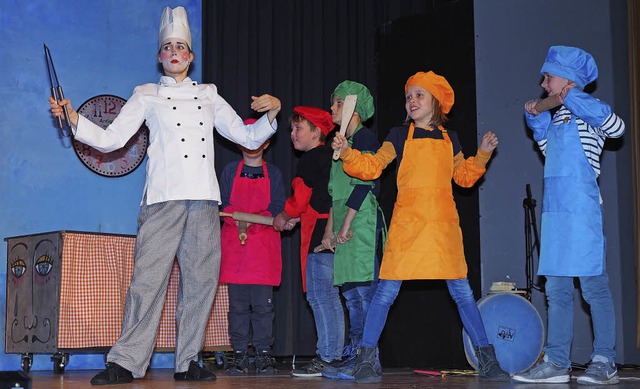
[203,0,479,369]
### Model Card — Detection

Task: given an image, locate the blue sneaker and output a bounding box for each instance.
[322,344,357,380]
[577,361,619,385]
[322,354,357,379]
[512,360,570,384]
[336,365,356,381]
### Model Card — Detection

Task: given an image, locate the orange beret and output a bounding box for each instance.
[405,71,455,114]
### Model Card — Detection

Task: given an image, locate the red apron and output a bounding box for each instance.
[220,161,282,286]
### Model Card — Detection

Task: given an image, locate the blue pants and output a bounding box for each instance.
[341,253,380,347]
[361,278,488,348]
[306,252,345,362]
[227,283,274,352]
[544,274,616,368]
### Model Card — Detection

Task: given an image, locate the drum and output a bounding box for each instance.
[462,292,544,375]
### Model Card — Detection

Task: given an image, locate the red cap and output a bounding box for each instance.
[243,118,258,125]
[293,106,335,135]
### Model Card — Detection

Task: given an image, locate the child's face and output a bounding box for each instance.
[290,119,320,152]
[331,95,359,137]
[330,95,346,125]
[158,39,194,78]
[239,140,269,159]
[405,86,434,125]
[541,73,571,96]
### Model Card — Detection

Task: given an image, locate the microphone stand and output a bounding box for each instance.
[523,184,544,300]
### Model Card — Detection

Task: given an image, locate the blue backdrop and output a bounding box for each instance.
[0,0,201,371]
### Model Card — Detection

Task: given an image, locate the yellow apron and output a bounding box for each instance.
[379,124,467,280]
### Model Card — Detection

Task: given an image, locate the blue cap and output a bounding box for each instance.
[540,46,598,88]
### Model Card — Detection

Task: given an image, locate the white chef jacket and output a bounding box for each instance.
[74,76,277,205]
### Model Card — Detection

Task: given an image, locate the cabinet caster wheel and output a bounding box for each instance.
[21,353,33,373]
[52,353,69,374]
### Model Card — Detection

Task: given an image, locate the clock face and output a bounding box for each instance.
[73,94,149,177]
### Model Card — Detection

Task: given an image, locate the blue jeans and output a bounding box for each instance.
[342,257,379,346]
[361,278,488,348]
[544,274,616,368]
[447,278,489,348]
[306,252,345,362]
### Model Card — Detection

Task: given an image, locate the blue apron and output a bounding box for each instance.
[538,115,605,276]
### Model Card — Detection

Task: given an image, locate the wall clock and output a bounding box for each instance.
[73,94,149,177]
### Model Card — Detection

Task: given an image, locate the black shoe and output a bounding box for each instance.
[255,351,278,375]
[225,350,249,376]
[291,356,339,377]
[174,360,217,381]
[90,362,133,385]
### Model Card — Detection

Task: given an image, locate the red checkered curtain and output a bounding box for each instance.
[57,232,229,349]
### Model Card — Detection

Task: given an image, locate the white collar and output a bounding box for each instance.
[159,76,196,86]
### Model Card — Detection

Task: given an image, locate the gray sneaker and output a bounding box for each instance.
[577,361,619,385]
[512,360,571,383]
[291,357,337,377]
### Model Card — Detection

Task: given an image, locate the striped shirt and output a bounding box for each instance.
[536,107,625,176]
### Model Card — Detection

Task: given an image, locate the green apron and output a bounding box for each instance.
[329,126,379,285]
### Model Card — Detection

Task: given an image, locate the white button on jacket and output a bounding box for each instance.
[74,76,277,205]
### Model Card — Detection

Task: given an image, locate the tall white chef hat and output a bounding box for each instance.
[159,6,192,49]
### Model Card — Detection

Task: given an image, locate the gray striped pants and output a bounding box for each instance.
[107,199,220,378]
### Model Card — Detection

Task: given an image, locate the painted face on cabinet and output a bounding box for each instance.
[6,235,59,352]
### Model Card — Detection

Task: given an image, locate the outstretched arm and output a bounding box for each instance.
[251,94,281,124]
[332,133,396,180]
[452,131,497,188]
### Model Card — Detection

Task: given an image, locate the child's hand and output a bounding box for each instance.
[480,131,499,153]
[238,221,254,229]
[336,229,354,244]
[321,231,336,253]
[284,217,300,230]
[251,94,281,113]
[524,100,541,116]
[332,132,348,155]
[272,211,289,232]
[558,81,576,104]
[48,97,79,127]
[337,222,353,244]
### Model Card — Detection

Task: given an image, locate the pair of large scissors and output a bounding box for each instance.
[44,43,71,133]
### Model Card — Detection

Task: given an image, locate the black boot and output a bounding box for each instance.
[475,344,510,381]
[353,346,382,384]
[225,350,249,376]
[90,362,133,385]
[254,349,278,375]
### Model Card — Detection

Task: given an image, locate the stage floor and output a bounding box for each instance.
[14,364,640,388]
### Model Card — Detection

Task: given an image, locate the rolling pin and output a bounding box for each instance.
[221,211,274,246]
[533,94,562,113]
[220,211,274,226]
